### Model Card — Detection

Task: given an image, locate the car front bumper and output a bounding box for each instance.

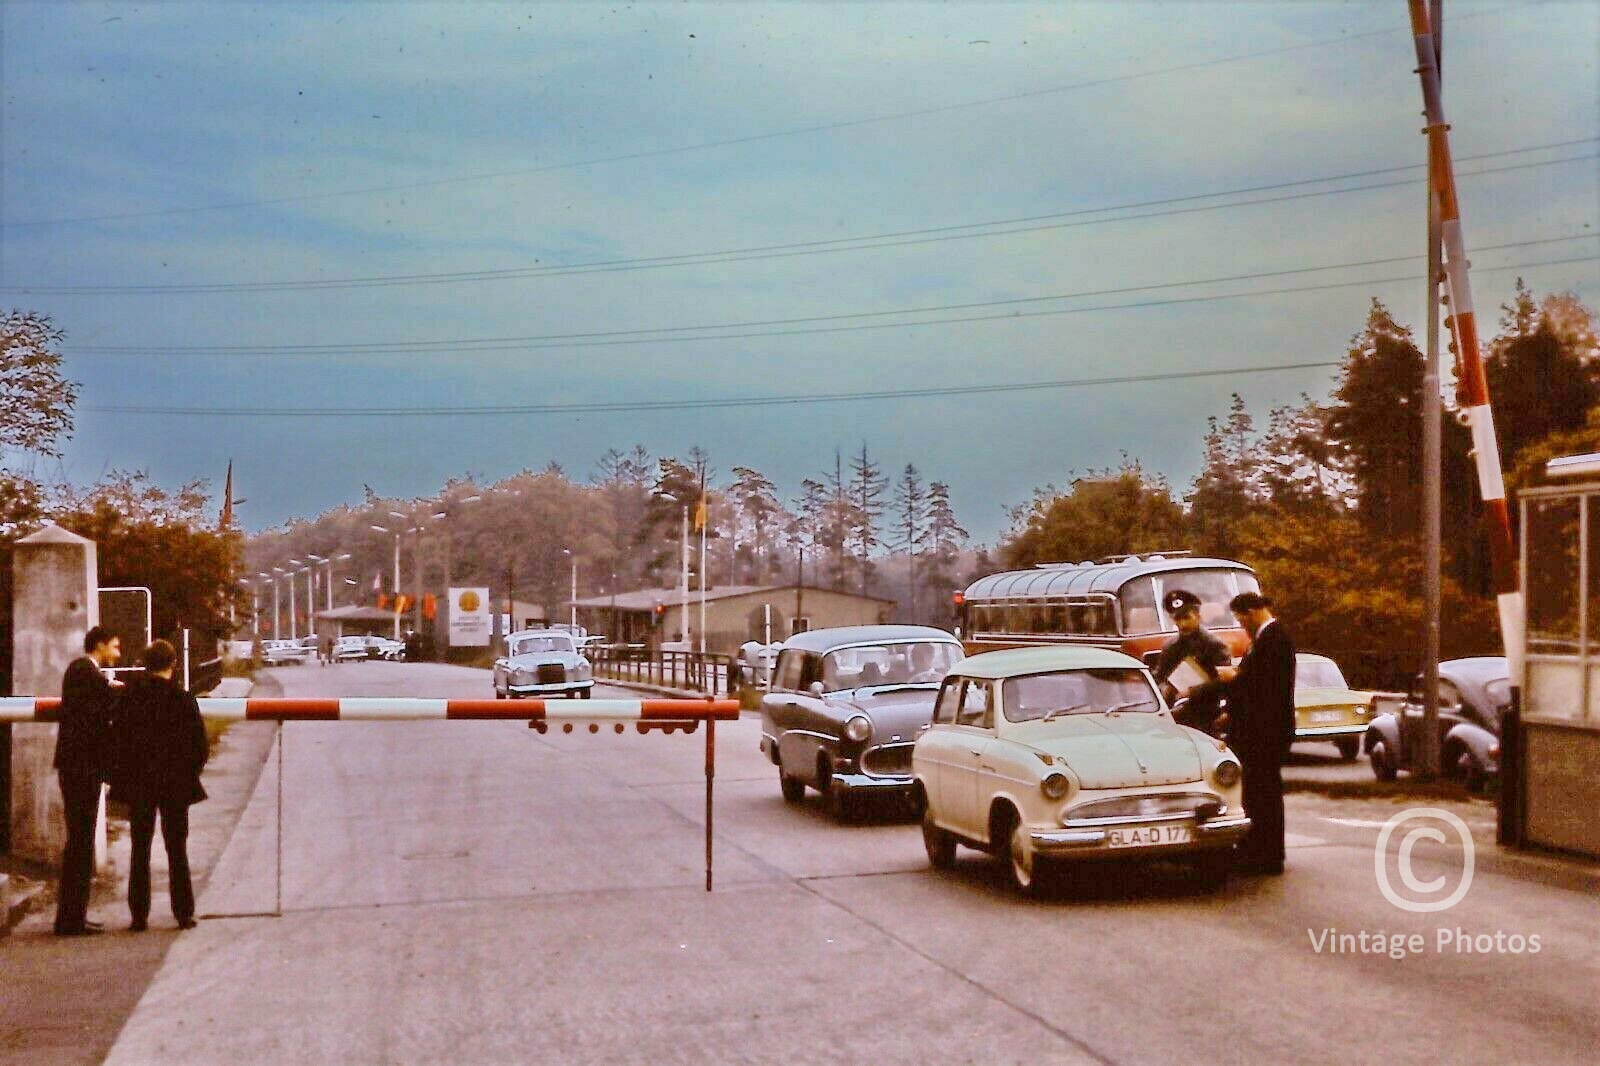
[1030,815,1252,857]
[506,679,594,695]
[1294,723,1368,740]
[827,771,915,795]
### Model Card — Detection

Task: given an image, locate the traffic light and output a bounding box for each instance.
[652,601,665,626]
[422,593,437,621]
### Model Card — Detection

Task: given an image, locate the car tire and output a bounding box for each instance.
[580,688,592,700]
[1369,738,1398,782]
[994,807,1040,895]
[1336,736,1360,761]
[780,771,806,804]
[495,686,505,700]
[1192,848,1233,891]
[922,809,957,869]
[1461,756,1487,794]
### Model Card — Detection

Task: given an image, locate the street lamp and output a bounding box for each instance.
[271,566,288,641]
[656,492,691,645]
[563,548,579,632]
[369,524,404,640]
[308,552,352,610]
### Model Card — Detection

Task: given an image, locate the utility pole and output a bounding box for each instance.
[1419,0,1444,779]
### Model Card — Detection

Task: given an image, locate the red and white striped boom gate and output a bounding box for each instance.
[1406,0,1523,678]
[3,697,741,892]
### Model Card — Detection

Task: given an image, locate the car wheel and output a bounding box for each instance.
[1192,848,1233,891]
[994,808,1040,895]
[1370,738,1398,782]
[1461,756,1487,794]
[922,809,957,869]
[580,688,592,700]
[1336,736,1360,761]
[494,686,505,700]
[780,771,805,804]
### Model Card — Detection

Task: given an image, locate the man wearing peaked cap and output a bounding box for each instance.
[1152,589,1232,709]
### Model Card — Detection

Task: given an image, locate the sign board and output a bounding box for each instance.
[100,586,152,654]
[447,587,492,647]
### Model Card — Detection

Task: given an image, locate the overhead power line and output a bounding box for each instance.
[82,360,1344,418]
[15,141,1594,295]
[1,3,1527,230]
[68,237,1600,356]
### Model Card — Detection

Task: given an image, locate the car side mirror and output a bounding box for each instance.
[808,681,825,698]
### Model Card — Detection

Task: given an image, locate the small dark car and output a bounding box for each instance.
[1364,656,1508,790]
[759,625,964,819]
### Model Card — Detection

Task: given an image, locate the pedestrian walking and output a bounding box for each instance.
[320,631,334,666]
[1152,589,1232,732]
[52,626,123,936]
[1215,592,1295,875]
[109,640,208,931]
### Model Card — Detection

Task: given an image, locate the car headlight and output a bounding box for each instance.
[843,716,871,743]
[1213,759,1241,788]
[574,660,591,678]
[1040,773,1071,801]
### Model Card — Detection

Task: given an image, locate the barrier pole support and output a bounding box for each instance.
[705,713,715,892]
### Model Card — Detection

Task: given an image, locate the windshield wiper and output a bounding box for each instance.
[1043,703,1092,721]
[1104,699,1155,717]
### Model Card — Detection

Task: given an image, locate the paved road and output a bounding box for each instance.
[99,662,1598,1065]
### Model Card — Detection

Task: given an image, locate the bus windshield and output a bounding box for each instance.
[1127,569,1261,633]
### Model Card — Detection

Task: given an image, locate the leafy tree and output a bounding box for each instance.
[1484,281,1600,464]
[0,310,78,459]
[1003,462,1185,567]
[729,465,782,584]
[53,471,245,644]
[1186,394,1259,557]
[788,478,829,586]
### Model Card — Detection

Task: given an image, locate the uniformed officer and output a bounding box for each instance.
[1151,590,1232,731]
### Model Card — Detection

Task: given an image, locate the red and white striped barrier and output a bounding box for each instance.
[0,697,738,725]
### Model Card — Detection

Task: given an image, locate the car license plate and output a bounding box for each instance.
[1107,825,1192,848]
[1310,710,1345,723]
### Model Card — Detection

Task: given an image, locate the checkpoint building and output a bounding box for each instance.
[570,584,897,655]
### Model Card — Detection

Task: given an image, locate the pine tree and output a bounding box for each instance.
[924,481,969,622]
[730,466,782,584]
[890,464,929,621]
[848,443,887,595]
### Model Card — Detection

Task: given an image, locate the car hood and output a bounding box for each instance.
[1297,686,1372,709]
[829,686,941,741]
[1006,714,1205,788]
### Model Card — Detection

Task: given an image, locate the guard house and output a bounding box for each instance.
[1516,453,1600,859]
[570,585,896,655]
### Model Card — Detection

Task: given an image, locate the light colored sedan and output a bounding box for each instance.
[493,629,594,699]
[913,645,1250,894]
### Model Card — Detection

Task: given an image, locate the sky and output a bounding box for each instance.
[1,1,1596,546]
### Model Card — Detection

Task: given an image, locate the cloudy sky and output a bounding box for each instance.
[2,1,1596,543]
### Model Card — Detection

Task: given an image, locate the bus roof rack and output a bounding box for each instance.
[1095,550,1192,564]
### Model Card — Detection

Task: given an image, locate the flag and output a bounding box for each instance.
[693,494,708,533]
[371,570,383,595]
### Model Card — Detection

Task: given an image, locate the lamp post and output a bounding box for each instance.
[308,552,352,611]
[563,548,579,632]
[658,493,690,644]
[266,570,283,640]
[284,560,304,641]
[369,523,404,640]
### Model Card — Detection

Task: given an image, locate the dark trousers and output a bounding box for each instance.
[1238,747,1286,867]
[128,798,194,923]
[54,769,102,932]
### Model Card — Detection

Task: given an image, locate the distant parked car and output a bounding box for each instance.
[261,639,310,666]
[913,645,1250,894]
[1364,656,1508,791]
[1293,653,1380,761]
[493,629,594,699]
[362,634,404,661]
[759,625,964,819]
[334,635,371,662]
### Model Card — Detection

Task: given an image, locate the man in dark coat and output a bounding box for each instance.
[52,626,123,936]
[1216,592,1296,875]
[110,640,208,931]
[1152,589,1232,732]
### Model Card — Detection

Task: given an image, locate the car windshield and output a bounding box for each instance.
[511,635,574,655]
[1297,659,1348,688]
[819,641,962,691]
[1003,668,1160,723]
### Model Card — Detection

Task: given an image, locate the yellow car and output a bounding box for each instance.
[1294,653,1378,761]
[912,645,1250,895]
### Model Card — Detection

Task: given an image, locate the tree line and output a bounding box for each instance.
[1001,282,1598,686]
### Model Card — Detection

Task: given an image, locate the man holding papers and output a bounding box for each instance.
[1152,589,1232,730]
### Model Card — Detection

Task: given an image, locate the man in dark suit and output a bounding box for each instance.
[1216,592,1295,875]
[52,625,123,936]
[109,640,208,931]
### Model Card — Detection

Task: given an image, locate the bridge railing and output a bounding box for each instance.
[588,645,736,696]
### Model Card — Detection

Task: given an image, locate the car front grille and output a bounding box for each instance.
[1064,792,1218,824]
[862,743,914,777]
[537,664,566,685]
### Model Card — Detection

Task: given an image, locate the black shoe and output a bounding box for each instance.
[177,917,198,930]
[53,925,104,937]
[129,918,148,932]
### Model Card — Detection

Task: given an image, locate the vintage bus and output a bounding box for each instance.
[957,553,1261,665]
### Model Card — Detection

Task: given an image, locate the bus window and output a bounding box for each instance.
[1153,570,1259,630]
[1120,578,1159,634]
[1045,604,1069,634]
